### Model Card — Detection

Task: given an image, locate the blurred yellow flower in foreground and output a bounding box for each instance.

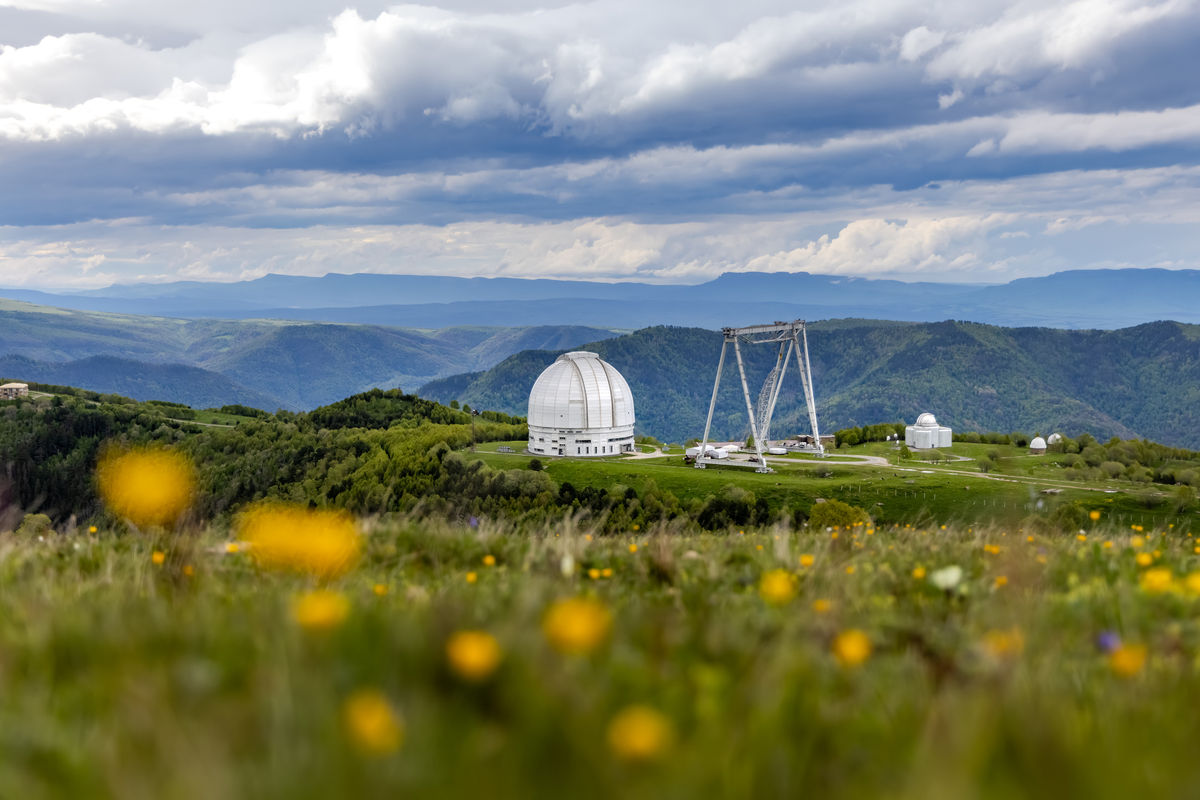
[97,447,195,528]
[239,503,360,578]
[1185,572,1200,596]
[993,575,1008,589]
[291,590,350,632]
[446,630,503,682]
[1089,510,1102,521]
[759,569,796,606]
[482,554,496,567]
[151,550,166,566]
[343,689,403,755]
[543,597,612,655]
[606,705,674,763]
[911,565,926,580]
[812,598,832,613]
[1139,568,1174,594]
[832,629,872,668]
[799,554,815,568]
[1135,552,1153,567]
[981,628,1024,660]
[1109,643,1147,678]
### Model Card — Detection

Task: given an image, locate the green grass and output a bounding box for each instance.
[7,515,1200,798]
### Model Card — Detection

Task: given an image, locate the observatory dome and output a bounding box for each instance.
[1029,436,1047,453]
[527,351,636,457]
[905,411,952,449]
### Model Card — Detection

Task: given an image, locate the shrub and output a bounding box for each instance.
[807,499,870,531]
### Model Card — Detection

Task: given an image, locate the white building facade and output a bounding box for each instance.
[0,382,29,400]
[527,351,636,457]
[905,412,952,449]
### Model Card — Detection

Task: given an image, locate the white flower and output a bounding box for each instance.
[929,565,963,590]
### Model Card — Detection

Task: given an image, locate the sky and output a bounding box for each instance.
[1,0,1199,289]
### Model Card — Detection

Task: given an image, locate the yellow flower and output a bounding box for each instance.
[1103,541,1113,549]
[628,543,638,554]
[465,571,478,584]
[151,550,166,566]
[812,598,832,614]
[1089,510,1102,521]
[993,575,1008,588]
[224,542,240,554]
[844,565,856,575]
[482,554,496,567]
[832,629,872,668]
[543,597,612,655]
[97,447,195,528]
[912,566,926,580]
[588,568,601,580]
[632,524,640,531]
[1131,535,1146,549]
[372,583,389,597]
[1135,552,1153,567]
[1076,534,1087,542]
[584,534,593,542]
[446,630,503,682]
[601,567,613,578]
[1139,567,1174,594]
[239,503,360,578]
[606,705,674,763]
[759,569,797,606]
[343,689,403,755]
[981,628,1024,660]
[182,564,195,577]
[1109,644,1147,678]
[1026,535,1034,542]
[799,554,815,568]
[88,525,98,534]
[291,590,350,632]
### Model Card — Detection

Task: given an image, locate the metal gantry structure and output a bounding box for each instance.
[695,320,823,473]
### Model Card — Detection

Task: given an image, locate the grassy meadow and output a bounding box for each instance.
[6,509,1200,798]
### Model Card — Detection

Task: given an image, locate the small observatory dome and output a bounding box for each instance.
[527,351,636,457]
[1029,436,1047,454]
[1047,433,1063,445]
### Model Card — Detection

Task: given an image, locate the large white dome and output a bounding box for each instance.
[527,351,636,457]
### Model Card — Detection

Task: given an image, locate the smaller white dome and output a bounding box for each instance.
[915,412,938,427]
[1047,433,1063,444]
[1029,436,1047,450]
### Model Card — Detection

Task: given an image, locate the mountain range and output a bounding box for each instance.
[0,298,617,410]
[419,321,1200,449]
[5,268,1200,330]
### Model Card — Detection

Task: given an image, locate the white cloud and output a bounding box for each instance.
[899,26,944,61]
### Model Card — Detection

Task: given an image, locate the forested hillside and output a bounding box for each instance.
[419,321,1200,448]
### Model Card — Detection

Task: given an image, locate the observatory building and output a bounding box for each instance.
[527,351,636,457]
[905,413,952,449]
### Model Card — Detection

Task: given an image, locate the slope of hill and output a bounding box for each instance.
[0,355,280,411]
[419,321,1200,448]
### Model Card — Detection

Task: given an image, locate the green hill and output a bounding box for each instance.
[419,320,1200,448]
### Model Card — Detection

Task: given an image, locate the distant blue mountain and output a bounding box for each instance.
[5,268,1197,329]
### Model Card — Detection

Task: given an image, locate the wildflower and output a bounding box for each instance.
[601,568,613,578]
[584,534,592,542]
[993,575,1008,589]
[1026,536,1034,543]
[543,597,612,655]
[1185,572,1200,596]
[97,447,195,528]
[1139,567,1174,594]
[1135,552,1153,567]
[239,503,360,578]
[632,524,640,531]
[372,584,389,597]
[1096,631,1121,652]
[844,565,856,575]
[606,705,674,762]
[982,628,1024,660]
[466,571,478,584]
[912,566,926,580]
[929,565,963,590]
[224,542,240,554]
[756,544,763,551]
[1089,510,1102,521]
[88,525,98,534]
[984,544,1001,554]
[1131,536,1146,549]
[759,569,797,606]
[291,590,350,632]
[1103,541,1113,549]
[446,630,503,682]
[182,565,195,577]
[628,543,638,554]
[482,554,496,567]
[799,554,815,568]
[832,629,872,668]
[812,599,832,613]
[1109,643,1147,678]
[151,550,166,566]
[1076,534,1087,542]
[588,568,601,580]
[343,690,403,755]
